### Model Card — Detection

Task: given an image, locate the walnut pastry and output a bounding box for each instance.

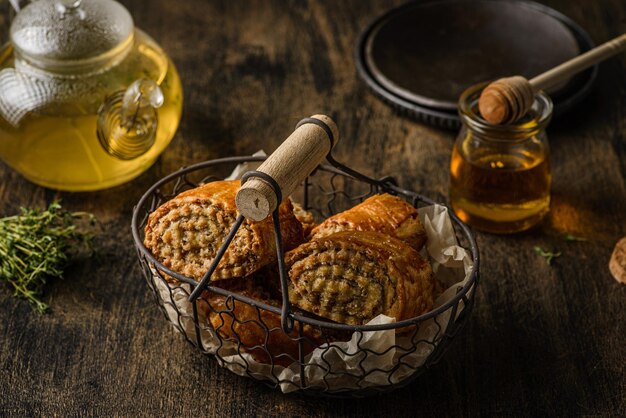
[205,277,325,367]
[310,193,427,251]
[144,180,304,281]
[286,231,434,326]
[290,200,316,236]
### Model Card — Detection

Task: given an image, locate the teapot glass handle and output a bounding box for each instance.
[97,79,164,160]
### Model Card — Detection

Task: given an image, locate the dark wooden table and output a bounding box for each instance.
[1,0,625,416]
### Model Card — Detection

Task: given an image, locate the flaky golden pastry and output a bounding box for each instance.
[286,231,434,326]
[144,180,304,281]
[205,278,323,367]
[290,200,316,236]
[310,193,427,250]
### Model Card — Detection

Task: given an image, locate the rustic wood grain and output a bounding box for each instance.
[1,0,625,416]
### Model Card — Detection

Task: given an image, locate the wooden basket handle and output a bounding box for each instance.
[235,114,339,221]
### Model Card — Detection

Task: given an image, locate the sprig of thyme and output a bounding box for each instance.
[0,202,95,313]
[564,234,587,242]
[533,246,561,265]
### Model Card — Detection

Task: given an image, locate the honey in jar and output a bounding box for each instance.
[450,83,552,233]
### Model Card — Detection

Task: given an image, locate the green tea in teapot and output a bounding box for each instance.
[0,0,182,191]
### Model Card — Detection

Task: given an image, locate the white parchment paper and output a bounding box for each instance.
[150,157,475,392]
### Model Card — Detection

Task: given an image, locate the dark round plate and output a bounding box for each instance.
[355,0,598,129]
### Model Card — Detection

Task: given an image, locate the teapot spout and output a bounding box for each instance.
[97,79,163,160]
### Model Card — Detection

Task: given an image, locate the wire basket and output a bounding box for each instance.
[131,117,479,397]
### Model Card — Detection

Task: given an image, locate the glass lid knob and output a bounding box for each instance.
[55,0,82,13]
[10,0,134,65]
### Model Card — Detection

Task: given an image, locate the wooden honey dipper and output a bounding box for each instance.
[479,33,626,125]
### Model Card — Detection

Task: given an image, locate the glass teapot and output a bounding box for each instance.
[0,0,182,191]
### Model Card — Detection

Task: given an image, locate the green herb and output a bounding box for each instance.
[564,234,587,242]
[0,202,95,313]
[533,246,561,265]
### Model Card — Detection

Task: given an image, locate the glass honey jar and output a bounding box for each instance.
[450,83,553,234]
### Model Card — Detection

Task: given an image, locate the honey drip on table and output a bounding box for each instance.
[450,144,550,234]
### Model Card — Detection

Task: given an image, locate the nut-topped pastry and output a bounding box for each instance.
[285,231,434,326]
[310,194,427,251]
[290,200,316,236]
[144,180,304,281]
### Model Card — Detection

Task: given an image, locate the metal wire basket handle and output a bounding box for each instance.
[188,114,342,333]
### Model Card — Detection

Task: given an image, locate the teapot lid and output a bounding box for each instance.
[10,0,134,66]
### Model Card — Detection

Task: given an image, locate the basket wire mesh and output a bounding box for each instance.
[131,121,479,397]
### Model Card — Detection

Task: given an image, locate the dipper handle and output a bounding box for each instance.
[480,33,626,124]
[530,33,626,90]
[236,115,339,221]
